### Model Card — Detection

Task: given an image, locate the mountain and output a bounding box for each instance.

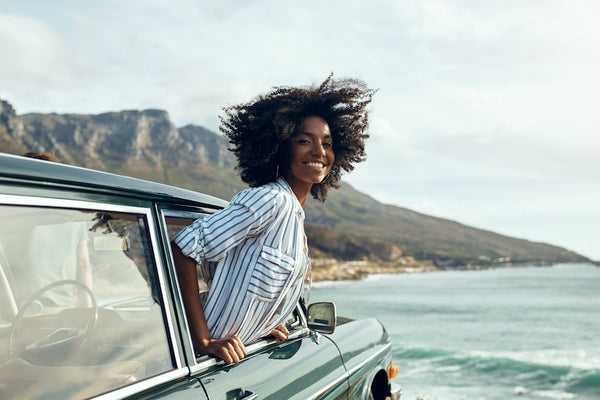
[0,99,594,268]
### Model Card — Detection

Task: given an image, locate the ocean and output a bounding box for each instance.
[311,263,600,400]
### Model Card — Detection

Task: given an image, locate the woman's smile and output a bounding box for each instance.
[304,161,327,169]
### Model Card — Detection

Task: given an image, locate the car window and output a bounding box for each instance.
[164,212,308,366]
[0,204,174,400]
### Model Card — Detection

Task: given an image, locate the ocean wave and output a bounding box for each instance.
[469,349,600,370]
[513,386,576,400]
[392,345,600,398]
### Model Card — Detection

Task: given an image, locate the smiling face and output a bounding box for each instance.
[282,116,335,204]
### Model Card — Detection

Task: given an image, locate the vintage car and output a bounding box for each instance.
[0,152,401,400]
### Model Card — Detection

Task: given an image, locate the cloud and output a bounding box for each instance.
[0,13,69,88]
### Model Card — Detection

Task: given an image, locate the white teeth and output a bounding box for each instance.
[306,162,324,168]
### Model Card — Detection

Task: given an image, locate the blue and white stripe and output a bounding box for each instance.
[173,177,307,344]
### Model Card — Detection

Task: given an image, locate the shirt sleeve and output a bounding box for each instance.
[173,186,278,263]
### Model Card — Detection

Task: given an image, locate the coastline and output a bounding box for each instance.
[311,258,438,282]
[310,259,599,283]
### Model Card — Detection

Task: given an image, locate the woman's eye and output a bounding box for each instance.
[323,142,333,148]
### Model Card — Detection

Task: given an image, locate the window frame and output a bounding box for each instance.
[159,208,214,366]
[0,193,190,399]
[159,208,312,371]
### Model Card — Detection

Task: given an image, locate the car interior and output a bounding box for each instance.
[0,204,173,400]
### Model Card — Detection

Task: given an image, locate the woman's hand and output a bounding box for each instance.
[201,336,247,364]
[172,242,247,364]
[269,323,290,342]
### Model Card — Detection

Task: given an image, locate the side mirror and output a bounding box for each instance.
[307,302,336,334]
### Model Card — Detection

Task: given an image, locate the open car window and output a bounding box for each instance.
[0,203,174,400]
[163,211,307,365]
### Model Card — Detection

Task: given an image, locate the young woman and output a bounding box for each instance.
[172,76,375,364]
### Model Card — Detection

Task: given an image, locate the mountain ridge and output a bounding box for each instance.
[0,99,594,268]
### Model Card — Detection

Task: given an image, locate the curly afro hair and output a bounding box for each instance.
[220,75,376,202]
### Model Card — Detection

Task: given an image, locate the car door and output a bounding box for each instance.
[0,195,208,400]
[195,326,349,400]
[160,209,350,400]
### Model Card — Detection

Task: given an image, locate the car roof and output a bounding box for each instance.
[0,152,229,209]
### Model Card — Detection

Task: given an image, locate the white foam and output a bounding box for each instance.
[470,348,600,370]
[514,386,529,395]
[513,387,576,400]
[531,389,576,399]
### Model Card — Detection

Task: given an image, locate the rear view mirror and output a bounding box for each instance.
[93,236,127,251]
[307,302,336,334]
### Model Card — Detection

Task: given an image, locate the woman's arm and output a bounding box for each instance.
[175,188,278,263]
[172,242,247,364]
[76,239,93,307]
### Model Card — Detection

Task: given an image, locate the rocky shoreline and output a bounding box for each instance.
[311,258,438,282]
[309,258,599,282]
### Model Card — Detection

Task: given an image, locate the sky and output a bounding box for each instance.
[1,0,599,260]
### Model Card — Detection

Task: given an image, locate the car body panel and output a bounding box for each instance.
[199,333,349,400]
[95,372,207,400]
[132,378,209,400]
[328,319,394,399]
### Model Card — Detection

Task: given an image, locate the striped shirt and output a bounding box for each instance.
[173,177,308,344]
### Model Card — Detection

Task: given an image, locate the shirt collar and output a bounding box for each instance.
[276,176,305,219]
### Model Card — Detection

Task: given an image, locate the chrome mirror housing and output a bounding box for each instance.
[307,302,336,334]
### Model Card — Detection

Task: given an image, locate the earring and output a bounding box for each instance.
[276,165,280,179]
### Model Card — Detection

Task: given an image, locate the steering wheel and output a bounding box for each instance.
[8,279,98,365]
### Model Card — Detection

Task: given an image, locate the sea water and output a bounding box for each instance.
[311,263,600,400]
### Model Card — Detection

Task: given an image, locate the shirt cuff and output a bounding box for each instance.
[173,219,205,262]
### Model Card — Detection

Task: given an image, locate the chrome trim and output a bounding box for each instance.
[0,193,149,213]
[297,302,308,328]
[0,193,184,368]
[146,209,184,368]
[190,354,218,372]
[346,343,391,378]
[288,325,310,340]
[189,325,311,374]
[306,371,349,400]
[90,368,189,400]
[390,382,402,400]
[163,210,213,219]
[158,209,201,364]
[240,390,258,400]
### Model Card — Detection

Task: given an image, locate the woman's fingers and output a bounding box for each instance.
[278,324,289,338]
[270,323,289,341]
[206,336,247,364]
[232,336,248,358]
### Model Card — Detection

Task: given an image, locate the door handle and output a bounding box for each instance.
[239,389,258,400]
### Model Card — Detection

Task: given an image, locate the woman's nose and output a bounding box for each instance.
[313,142,326,156]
